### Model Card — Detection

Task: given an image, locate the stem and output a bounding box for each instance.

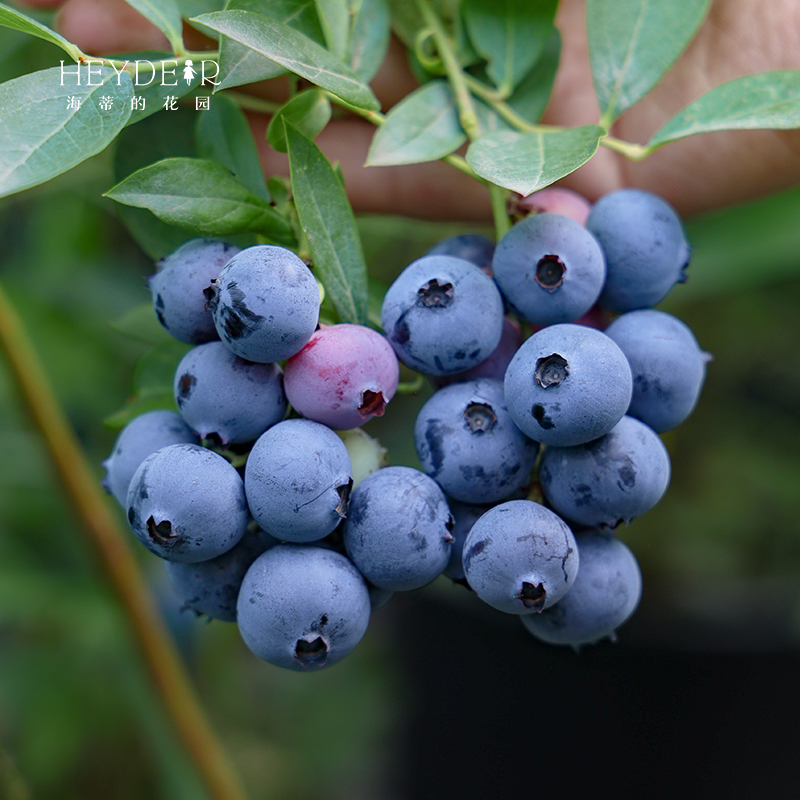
[76,51,220,74]
[414,0,481,140]
[322,92,386,127]
[599,135,649,161]
[463,74,563,135]
[0,280,249,800]
[490,184,511,241]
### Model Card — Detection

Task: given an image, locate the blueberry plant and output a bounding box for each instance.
[1,1,800,799]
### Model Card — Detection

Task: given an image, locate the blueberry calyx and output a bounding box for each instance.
[464,402,497,434]
[444,514,456,544]
[417,279,453,308]
[202,281,218,310]
[515,581,547,611]
[147,516,183,548]
[335,479,353,518]
[535,255,565,291]
[359,389,386,418]
[294,636,328,668]
[535,354,569,388]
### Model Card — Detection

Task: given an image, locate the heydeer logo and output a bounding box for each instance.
[59,59,220,87]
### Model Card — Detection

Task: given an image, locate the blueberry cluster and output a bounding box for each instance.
[104,187,710,668]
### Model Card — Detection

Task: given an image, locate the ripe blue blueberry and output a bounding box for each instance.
[521,531,642,648]
[148,238,241,344]
[425,233,495,274]
[414,378,539,504]
[126,443,249,562]
[343,466,454,591]
[504,323,633,446]
[244,419,353,543]
[173,341,287,445]
[604,309,710,432]
[442,499,488,584]
[237,544,371,671]
[430,316,523,389]
[380,255,504,376]
[492,213,606,326]
[283,323,400,430]
[587,189,691,311]
[165,527,278,622]
[204,245,320,363]
[539,415,671,529]
[102,409,200,507]
[462,499,579,614]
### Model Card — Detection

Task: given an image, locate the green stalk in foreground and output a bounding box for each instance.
[0,278,250,800]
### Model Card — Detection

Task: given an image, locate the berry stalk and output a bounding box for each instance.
[0,279,250,800]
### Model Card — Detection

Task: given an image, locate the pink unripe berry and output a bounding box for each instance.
[509,186,592,226]
[284,323,400,430]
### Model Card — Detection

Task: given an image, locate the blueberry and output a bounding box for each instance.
[604,309,711,432]
[539,415,671,529]
[462,499,579,614]
[165,527,278,622]
[283,323,400,430]
[430,316,523,389]
[504,323,633,446]
[173,341,287,445]
[442,499,489,584]
[102,410,200,507]
[236,544,371,671]
[367,583,394,612]
[343,466,454,591]
[414,378,539,504]
[587,189,691,311]
[424,233,495,274]
[126,443,250,562]
[380,254,505,376]
[492,213,606,326]
[148,238,240,344]
[244,418,353,543]
[521,531,642,648]
[204,245,320,363]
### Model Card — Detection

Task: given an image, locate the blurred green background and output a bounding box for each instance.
[2,16,800,800]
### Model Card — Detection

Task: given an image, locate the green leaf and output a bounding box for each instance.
[192,9,380,109]
[506,28,560,124]
[587,0,710,126]
[121,0,184,49]
[647,70,800,150]
[177,0,227,21]
[349,0,391,82]
[106,157,296,243]
[113,106,201,259]
[286,123,368,324]
[215,0,325,90]
[315,0,350,60]
[0,66,133,198]
[366,80,466,166]
[462,0,558,94]
[196,92,270,201]
[266,89,331,153]
[0,2,80,58]
[472,96,514,136]
[465,125,606,195]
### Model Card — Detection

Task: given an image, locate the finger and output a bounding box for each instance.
[250,115,493,222]
[56,0,170,53]
[14,0,64,7]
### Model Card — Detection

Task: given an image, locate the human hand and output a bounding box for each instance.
[19,0,800,220]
